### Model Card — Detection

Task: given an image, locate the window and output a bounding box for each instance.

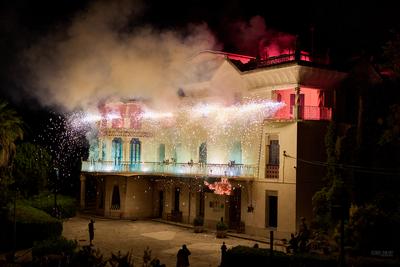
[265,191,278,228]
[101,142,106,161]
[269,140,280,165]
[158,144,165,162]
[229,141,242,164]
[199,142,207,164]
[130,138,141,163]
[112,138,123,165]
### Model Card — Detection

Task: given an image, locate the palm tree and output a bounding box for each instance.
[0,101,24,170]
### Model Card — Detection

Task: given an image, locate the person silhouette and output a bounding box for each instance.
[176,244,191,267]
[88,219,95,246]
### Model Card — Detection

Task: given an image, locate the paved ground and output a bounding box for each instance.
[63,216,264,267]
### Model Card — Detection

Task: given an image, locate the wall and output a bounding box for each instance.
[296,121,329,228]
[124,177,154,218]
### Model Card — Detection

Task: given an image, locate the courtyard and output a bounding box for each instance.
[63,216,263,267]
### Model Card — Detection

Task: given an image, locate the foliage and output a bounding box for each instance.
[5,200,62,248]
[0,101,23,217]
[0,101,24,169]
[109,250,134,267]
[216,220,228,231]
[12,142,53,198]
[223,245,336,267]
[345,204,400,256]
[71,245,108,267]
[32,237,77,258]
[29,191,77,219]
[193,216,204,226]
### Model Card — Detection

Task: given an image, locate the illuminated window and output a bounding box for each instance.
[130,138,141,163]
[158,144,165,162]
[199,142,207,164]
[112,138,122,165]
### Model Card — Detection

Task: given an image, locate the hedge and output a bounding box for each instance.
[3,201,63,249]
[29,192,77,219]
[32,237,77,258]
[223,246,337,267]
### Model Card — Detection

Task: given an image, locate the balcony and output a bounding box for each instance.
[81,161,257,179]
[273,105,332,121]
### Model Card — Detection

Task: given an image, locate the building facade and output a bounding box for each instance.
[80,51,346,239]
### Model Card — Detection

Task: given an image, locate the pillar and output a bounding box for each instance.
[80,174,86,209]
[294,86,301,120]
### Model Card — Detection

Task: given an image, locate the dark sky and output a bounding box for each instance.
[0,0,399,105]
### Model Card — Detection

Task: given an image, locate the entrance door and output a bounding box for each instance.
[197,191,205,217]
[159,191,164,218]
[174,187,180,212]
[229,187,241,229]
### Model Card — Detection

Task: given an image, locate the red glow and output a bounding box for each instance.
[226,53,255,64]
[273,88,331,120]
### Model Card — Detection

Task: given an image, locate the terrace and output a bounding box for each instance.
[81,161,257,179]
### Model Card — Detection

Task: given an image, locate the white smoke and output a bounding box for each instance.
[23,0,219,112]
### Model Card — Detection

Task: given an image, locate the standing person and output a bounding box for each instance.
[220,242,227,267]
[88,219,95,246]
[176,244,191,267]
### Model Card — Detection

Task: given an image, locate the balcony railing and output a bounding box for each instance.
[265,164,279,179]
[81,161,257,178]
[273,105,332,121]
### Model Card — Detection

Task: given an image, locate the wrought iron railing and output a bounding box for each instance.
[81,161,257,178]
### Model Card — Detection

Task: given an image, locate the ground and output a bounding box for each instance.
[63,216,263,267]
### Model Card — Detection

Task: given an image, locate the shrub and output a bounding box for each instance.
[6,201,62,248]
[216,221,228,231]
[32,237,77,258]
[193,216,204,226]
[70,246,108,267]
[29,192,77,219]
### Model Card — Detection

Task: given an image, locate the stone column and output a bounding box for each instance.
[80,174,86,209]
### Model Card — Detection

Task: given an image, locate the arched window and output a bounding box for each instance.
[199,142,207,164]
[130,138,141,163]
[158,144,165,162]
[101,142,106,161]
[230,141,242,164]
[112,138,123,165]
[111,185,120,210]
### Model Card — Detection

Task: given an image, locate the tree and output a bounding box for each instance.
[12,142,53,198]
[0,101,24,169]
[0,101,23,216]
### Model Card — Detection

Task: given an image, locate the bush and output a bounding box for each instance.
[5,201,63,248]
[193,216,204,226]
[223,245,337,267]
[216,221,228,231]
[29,192,77,219]
[32,237,77,258]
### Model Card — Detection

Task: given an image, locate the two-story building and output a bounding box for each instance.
[80,50,346,239]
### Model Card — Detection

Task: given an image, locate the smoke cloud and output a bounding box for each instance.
[226,16,295,58]
[24,0,219,112]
